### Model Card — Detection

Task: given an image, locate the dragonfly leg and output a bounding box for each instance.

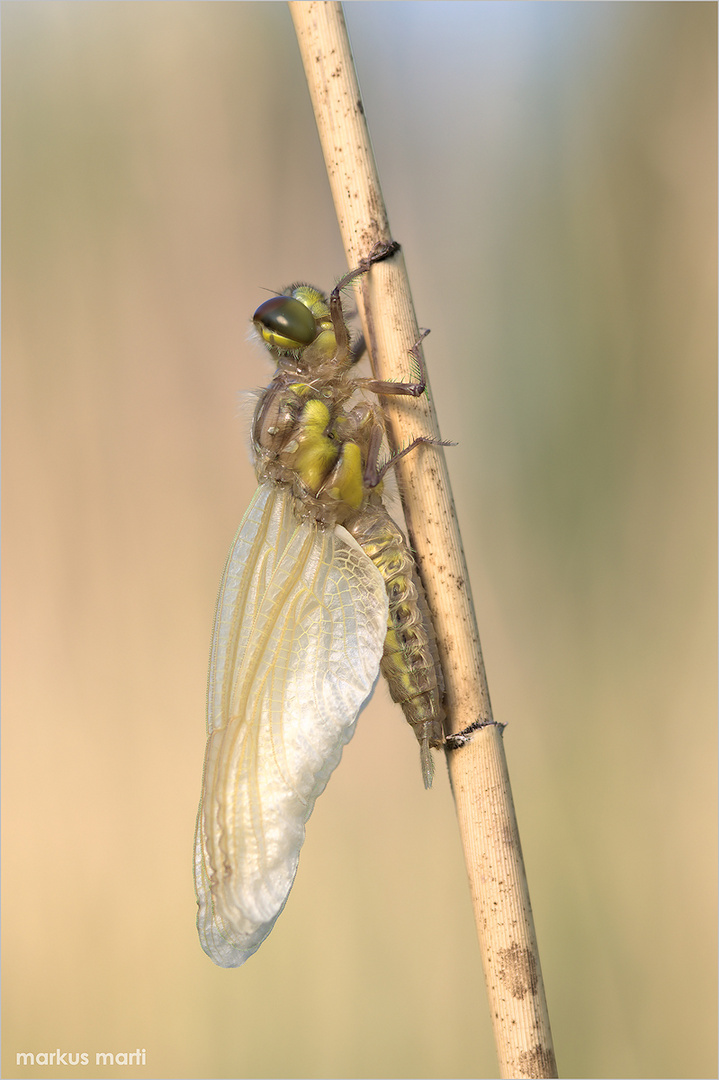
[444,718,506,750]
[369,434,455,488]
[330,242,401,365]
[331,241,401,299]
[356,330,431,398]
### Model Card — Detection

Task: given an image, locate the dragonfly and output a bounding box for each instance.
[194,242,447,967]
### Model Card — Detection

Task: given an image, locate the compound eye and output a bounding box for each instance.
[253,296,318,351]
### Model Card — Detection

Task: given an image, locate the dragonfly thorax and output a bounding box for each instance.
[252,373,382,526]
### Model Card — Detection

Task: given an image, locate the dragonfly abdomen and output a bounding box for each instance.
[347,502,444,788]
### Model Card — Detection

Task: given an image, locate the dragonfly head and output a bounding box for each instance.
[253,285,335,360]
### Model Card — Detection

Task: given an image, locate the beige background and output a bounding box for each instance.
[3,3,715,1078]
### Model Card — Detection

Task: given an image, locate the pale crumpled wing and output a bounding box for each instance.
[194,481,388,967]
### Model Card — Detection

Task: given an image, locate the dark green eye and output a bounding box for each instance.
[253,296,318,351]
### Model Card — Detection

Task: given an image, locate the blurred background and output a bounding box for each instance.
[2,3,715,1078]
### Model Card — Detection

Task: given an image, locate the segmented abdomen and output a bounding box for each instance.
[346,502,444,787]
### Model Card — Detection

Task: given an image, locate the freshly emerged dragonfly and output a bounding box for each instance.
[194,242,446,967]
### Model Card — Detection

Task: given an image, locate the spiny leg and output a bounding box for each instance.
[367,434,455,489]
[329,242,401,366]
[331,241,401,299]
[445,718,505,749]
[356,330,431,399]
[354,335,454,489]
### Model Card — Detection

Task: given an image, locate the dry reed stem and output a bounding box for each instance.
[288,4,557,1076]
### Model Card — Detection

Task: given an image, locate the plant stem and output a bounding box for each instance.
[288,3,557,1076]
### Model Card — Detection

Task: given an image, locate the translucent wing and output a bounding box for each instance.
[194,481,389,967]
